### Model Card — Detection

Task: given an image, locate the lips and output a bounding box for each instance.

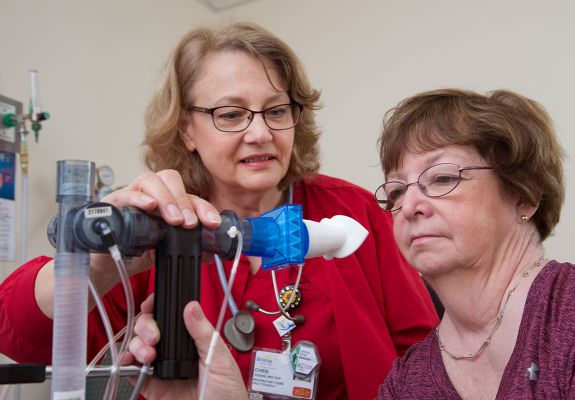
[409,233,439,244]
[240,155,275,163]
[411,234,430,241]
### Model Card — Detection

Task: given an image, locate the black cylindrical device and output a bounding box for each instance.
[152,224,203,379]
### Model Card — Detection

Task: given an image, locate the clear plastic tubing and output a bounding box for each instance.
[51,160,95,400]
[19,168,28,264]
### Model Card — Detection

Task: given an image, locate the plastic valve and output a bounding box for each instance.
[2,113,17,127]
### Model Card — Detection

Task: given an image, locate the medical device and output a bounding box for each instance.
[0,159,368,400]
[216,190,368,352]
[0,71,50,265]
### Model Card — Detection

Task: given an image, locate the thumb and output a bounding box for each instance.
[183,301,218,358]
[183,302,247,399]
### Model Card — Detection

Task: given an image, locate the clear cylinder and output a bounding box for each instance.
[51,160,95,400]
[51,252,89,400]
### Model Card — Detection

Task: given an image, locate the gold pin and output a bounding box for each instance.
[279,284,301,309]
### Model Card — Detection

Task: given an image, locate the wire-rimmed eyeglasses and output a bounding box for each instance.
[186,102,303,133]
[374,163,493,212]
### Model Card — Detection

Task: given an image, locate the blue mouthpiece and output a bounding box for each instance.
[243,204,309,270]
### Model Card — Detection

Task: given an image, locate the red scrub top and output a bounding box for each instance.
[0,174,438,400]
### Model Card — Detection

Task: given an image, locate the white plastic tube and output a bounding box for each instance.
[88,279,118,366]
[19,168,28,265]
[215,254,239,315]
[102,246,135,400]
[199,227,243,400]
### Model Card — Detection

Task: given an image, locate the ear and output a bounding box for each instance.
[178,113,196,152]
[516,199,539,222]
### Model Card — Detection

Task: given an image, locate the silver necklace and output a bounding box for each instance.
[436,255,544,361]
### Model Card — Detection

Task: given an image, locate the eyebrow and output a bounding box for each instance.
[424,151,447,166]
[386,150,448,181]
[212,94,290,108]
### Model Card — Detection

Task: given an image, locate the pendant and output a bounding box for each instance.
[279,284,302,309]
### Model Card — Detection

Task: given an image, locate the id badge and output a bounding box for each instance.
[248,341,321,399]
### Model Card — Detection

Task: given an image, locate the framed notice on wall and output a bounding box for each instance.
[0,150,16,261]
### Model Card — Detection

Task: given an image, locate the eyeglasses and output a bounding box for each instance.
[374,163,492,212]
[186,102,303,133]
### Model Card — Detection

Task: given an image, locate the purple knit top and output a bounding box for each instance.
[378,260,575,399]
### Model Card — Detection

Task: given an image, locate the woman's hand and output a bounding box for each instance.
[125,295,247,400]
[91,169,222,292]
[35,169,222,319]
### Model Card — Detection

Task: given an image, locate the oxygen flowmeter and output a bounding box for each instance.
[0,70,50,264]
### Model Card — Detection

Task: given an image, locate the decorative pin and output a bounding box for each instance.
[527,362,539,382]
[273,315,296,337]
[279,284,302,309]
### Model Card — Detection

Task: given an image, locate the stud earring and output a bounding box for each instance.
[521,215,529,223]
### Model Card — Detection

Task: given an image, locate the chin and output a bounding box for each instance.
[235,180,277,195]
[408,252,452,277]
[241,172,285,191]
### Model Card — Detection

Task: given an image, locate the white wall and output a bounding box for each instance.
[219,0,575,261]
[0,1,217,398]
[1,0,574,398]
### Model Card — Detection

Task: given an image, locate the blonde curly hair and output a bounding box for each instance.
[143,22,322,198]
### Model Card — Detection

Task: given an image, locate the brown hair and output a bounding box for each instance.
[143,22,321,198]
[378,88,565,240]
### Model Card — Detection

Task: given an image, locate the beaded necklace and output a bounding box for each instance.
[435,256,544,361]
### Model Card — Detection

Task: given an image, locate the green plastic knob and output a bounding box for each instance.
[2,113,17,128]
[37,111,50,121]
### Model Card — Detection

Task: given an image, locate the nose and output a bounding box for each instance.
[399,183,430,218]
[243,113,273,144]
